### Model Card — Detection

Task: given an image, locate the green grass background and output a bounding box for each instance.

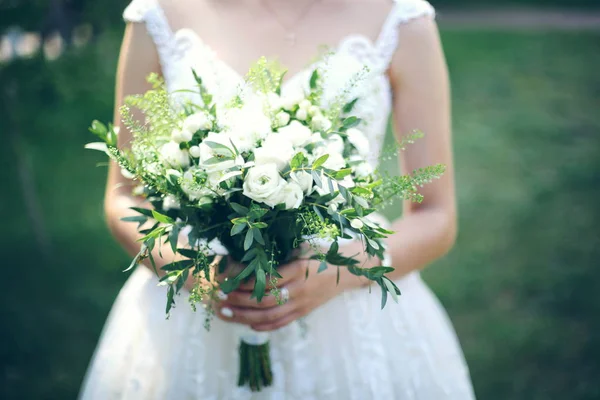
[1,29,599,399]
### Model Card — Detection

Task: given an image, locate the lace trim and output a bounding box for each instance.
[375,0,436,69]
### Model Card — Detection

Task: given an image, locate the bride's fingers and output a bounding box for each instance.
[217,301,295,326]
[251,310,303,332]
[236,259,309,291]
[223,290,280,309]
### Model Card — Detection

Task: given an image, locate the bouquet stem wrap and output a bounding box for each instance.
[237,326,272,391]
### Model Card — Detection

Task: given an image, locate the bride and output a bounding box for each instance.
[80,0,476,398]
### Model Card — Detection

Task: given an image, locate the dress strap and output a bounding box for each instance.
[374,0,435,70]
[123,0,177,75]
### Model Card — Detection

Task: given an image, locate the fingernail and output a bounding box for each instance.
[217,290,228,301]
[220,307,234,318]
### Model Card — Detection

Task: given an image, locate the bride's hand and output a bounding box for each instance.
[215,243,375,332]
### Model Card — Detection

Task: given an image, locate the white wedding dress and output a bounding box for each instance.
[79,0,476,398]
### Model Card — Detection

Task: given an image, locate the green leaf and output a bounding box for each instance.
[290,152,308,169]
[341,116,361,130]
[230,202,249,215]
[244,228,254,250]
[235,262,257,282]
[152,210,175,224]
[177,248,199,258]
[89,120,108,141]
[203,140,233,155]
[380,279,388,309]
[252,269,267,301]
[252,228,265,245]
[342,98,359,113]
[317,260,328,273]
[241,248,258,263]
[248,207,269,220]
[334,168,353,180]
[354,196,369,209]
[192,69,203,85]
[382,277,400,304]
[168,224,181,253]
[312,154,329,170]
[309,69,319,90]
[231,223,246,236]
[161,259,194,271]
[130,207,154,217]
[124,254,140,272]
[253,222,268,229]
[166,286,175,314]
[312,170,323,187]
[121,215,148,224]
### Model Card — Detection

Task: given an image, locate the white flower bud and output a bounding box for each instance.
[327,203,338,214]
[299,100,312,110]
[179,129,193,143]
[275,111,290,127]
[308,105,321,116]
[296,108,308,121]
[312,115,332,132]
[350,219,364,230]
[189,145,201,158]
[171,129,184,143]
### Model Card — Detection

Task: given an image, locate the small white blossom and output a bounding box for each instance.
[327,203,338,214]
[296,108,308,121]
[354,162,374,177]
[299,100,312,110]
[163,195,180,211]
[308,105,321,116]
[311,115,332,132]
[350,219,364,229]
[326,134,345,154]
[280,87,305,110]
[160,141,190,168]
[183,112,212,134]
[275,111,290,127]
[189,145,201,158]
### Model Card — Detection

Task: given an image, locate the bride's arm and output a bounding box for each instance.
[384,16,456,278]
[105,23,187,281]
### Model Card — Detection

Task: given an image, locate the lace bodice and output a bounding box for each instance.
[123,0,434,168]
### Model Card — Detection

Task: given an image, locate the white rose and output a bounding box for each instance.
[354,162,374,177]
[275,111,291,127]
[346,128,370,157]
[254,133,295,171]
[242,163,287,207]
[189,145,201,158]
[296,108,308,121]
[160,141,190,168]
[183,112,212,134]
[199,132,243,173]
[311,115,332,132]
[275,181,304,209]
[290,170,313,194]
[277,120,312,147]
[171,129,192,144]
[163,195,180,211]
[281,87,305,110]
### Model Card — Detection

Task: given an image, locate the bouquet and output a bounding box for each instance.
[87,57,445,391]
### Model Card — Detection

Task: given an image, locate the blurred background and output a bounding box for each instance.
[1,0,599,399]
